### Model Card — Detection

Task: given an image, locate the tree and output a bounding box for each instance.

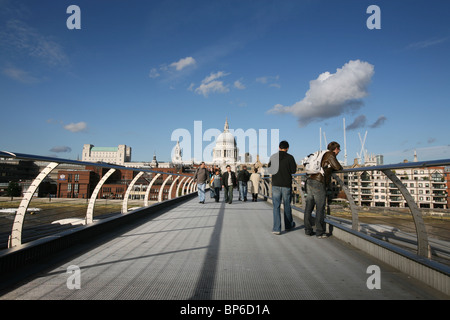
[7,181,22,200]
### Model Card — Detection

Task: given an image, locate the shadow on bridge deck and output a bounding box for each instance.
[0,191,447,300]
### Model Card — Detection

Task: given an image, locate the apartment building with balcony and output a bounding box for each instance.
[348,165,449,209]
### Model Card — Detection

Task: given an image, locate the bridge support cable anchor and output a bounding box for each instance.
[381,169,431,258]
[121,171,144,214]
[86,168,116,225]
[9,162,59,248]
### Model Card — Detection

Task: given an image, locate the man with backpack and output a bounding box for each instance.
[303,141,343,238]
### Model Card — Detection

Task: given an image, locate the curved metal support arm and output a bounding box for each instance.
[181,178,191,196]
[176,177,188,198]
[144,173,161,206]
[332,173,359,231]
[122,171,144,213]
[168,176,180,200]
[186,179,194,195]
[158,174,173,202]
[381,169,430,257]
[86,168,116,224]
[9,162,59,247]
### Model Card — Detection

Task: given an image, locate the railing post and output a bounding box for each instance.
[262,179,269,199]
[122,171,144,213]
[144,173,161,206]
[168,176,180,200]
[187,179,194,194]
[9,162,59,248]
[182,178,191,196]
[382,169,430,258]
[86,168,116,225]
[176,176,188,198]
[158,174,173,202]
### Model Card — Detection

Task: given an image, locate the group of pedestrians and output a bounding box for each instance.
[193,139,343,239]
[268,140,342,238]
[193,162,261,204]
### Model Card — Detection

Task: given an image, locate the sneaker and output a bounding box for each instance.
[317,233,328,239]
[272,231,281,235]
[305,231,315,236]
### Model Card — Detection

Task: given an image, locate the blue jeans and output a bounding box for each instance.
[239,181,248,200]
[304,179,326,235]
[272,186,295,233]
[198,183,206,202]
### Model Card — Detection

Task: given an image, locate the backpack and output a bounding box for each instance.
[302,150,328,175]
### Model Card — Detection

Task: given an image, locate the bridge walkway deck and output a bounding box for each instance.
[0,191,446,300]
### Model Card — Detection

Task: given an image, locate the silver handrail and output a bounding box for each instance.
[0,151,197,248]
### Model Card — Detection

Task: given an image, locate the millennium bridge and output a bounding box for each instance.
[0,151,449,303]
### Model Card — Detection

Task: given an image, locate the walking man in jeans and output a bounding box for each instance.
[268,141,297,235]
[304,141,343,238]
[194,162,209,204]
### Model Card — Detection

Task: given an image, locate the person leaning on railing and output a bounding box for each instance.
[304,141,343,238]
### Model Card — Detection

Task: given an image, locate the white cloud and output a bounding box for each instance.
[256,75,280,88]
[194,71,230,97]
[149,68,160,78]
[195,80,229,97]
[150,56,196,79]
[406,37,449,50]
[268,60,374,127]
[64,122,88,133]
[202,71,229,84]
[234,79,246,90]
[1,19,69,68]
[169,56,196,71]
[2,66,39,83]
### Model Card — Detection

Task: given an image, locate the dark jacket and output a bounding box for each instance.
[237,169,250,182]
[194,167,209,184]
[268,151,297,188]
[309,151,343,186]
[222,171,237,188]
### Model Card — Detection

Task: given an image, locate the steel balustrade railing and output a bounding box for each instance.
[258,158,450,262]
[0,151,197,248]
[1,151,449,264]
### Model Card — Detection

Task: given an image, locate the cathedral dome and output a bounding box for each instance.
[212,118,239,169]
[216,131,237,147]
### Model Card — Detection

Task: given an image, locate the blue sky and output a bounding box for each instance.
[1,0,450,165]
